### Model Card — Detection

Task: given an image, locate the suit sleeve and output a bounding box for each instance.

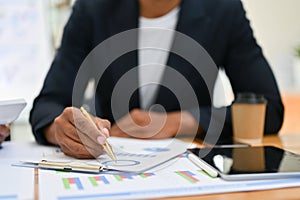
[29,0,93,145]
[224,0,284,135]
[190,0,284,142]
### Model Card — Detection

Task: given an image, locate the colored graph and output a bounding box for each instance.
[62,178,84,190]
[114,174,134,181]
[139,173,155,178]
[113,173,155,181]
[89,176,109,186]
[61,172,156,190]
[175,171,199,184]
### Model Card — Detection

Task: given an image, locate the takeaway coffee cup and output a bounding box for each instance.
[231,93,267,144]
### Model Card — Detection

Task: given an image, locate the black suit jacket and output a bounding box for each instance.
[30,0,284,144]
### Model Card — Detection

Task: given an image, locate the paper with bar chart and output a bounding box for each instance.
[39,154,216,200]
[39,154,300,200]
[41,137,190,173]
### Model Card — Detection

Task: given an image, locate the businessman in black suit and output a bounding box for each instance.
[30,0,284,158]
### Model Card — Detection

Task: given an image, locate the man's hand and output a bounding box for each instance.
[45,107,111,159]
[0,125,10,144]
[110,109,199,139]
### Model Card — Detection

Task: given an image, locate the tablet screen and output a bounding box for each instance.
[189,146,300,179]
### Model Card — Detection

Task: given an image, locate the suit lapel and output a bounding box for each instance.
[168,0,211,73]
[106,0,139,36]
[156,0,211,109]
[168,0,210,69]
[106,0,141,110]
[176,0,207,32]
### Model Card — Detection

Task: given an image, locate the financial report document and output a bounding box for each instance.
[2,139,300,200]
[39,152,300,200]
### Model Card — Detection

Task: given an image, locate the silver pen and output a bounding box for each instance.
[17,160,108,173]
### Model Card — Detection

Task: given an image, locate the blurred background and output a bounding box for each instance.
[1,0,300,141]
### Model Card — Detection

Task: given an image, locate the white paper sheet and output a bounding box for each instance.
[0,99,26,124]
[40,137,190,173]
[0,161,34,200]
[3,141,300,200]
[38,154,300,200]
[0,139,59,200]
[0,0,52,120]
[0,141,60,199]
[0,141,58,161]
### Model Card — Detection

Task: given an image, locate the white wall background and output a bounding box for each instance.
[0,0,53,121]
[242,0,300,92]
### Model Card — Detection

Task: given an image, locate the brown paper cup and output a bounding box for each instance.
[231,93,267,145]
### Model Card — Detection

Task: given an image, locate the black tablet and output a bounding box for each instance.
[188,146,300,181]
